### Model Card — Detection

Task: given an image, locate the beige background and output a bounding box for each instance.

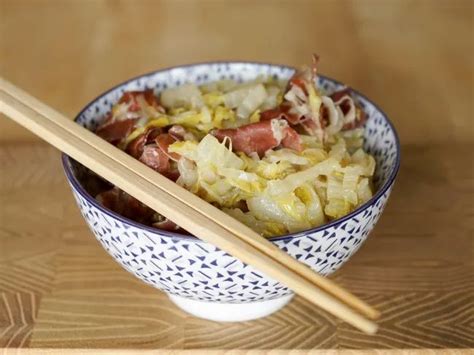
[1,0,473,350]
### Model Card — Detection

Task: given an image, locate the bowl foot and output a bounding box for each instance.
[168,293,294,322]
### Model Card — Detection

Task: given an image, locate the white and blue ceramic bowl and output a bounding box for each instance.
[62,62,400,322]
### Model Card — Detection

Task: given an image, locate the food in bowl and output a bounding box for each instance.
[62,61,400,321]
[93,56,375,237]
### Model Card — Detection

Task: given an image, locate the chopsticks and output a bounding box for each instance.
[0,77,379,334]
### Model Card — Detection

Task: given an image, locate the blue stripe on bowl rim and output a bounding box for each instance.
[62,61,401,243]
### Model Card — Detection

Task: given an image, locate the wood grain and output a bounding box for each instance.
[0,0,473,350]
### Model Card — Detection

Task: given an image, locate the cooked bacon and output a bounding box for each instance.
[262,103,323,137]
[139,142,180,181]
[329,88,367,130]
[139,145,170,173]
[96,187,120,211]
[168,125,187,140]
[96,187,154,223]
[168,125,196,141]
[311,53,320,77]
[212,119,302,156]
[260,103,300,125]
[155,133,181,161]
[98,90,164,144]
[213,120,278,156]
[123,192,155,222]
[152,218,180,231]
[261,102,329,135]
[264,54,325,137]
[329,88,351,102]
[260,107,283,121]
[277,54,328,139]
[331,89,353,117]
[118,127,181,184]
[281,125,303,151]
[286,53,319,93]
[126,133,148,159]
[319,105,329,128]
[342,108,367,130]
[95,118,136,145]
[96,89,164,146]
[125,127,162,159]
[266,57,362,138]
[165,166,180,182]
[289,77,307,93]
[300,118,320,136]
[97,186,169,228]
[146,127,162,143]
[119,89,165,113]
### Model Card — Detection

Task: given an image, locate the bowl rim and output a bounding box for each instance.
[62,60,401,243]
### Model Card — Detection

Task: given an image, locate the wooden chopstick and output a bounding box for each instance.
[0,77,378,334]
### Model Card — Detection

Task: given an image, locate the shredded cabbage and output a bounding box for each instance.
[306,82,324,140]
[261,85,282,110]
[322,96,344,135]
[224,83,268,120]
[166,127,375,236]
[123,117,170,146]
[160,83,204,109]
[338,128,364,151]
[223,208,287,237]
[295,183,325,226]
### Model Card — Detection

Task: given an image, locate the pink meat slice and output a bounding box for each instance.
[212,119,302,156]
[155,133,181,161]
[139,144,170,173]
[95,118,136,145]
[125,127,162,159]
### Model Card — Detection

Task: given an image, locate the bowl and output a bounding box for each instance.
[62,62,400,322]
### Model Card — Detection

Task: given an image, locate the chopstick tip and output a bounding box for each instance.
[368,308,381,320]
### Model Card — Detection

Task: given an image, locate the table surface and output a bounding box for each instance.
[0,0,473,351]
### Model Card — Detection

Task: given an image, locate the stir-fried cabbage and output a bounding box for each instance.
[166,130,375,236]
[223,208,287,237]
[160,83,204,109]
[224,83,267,119]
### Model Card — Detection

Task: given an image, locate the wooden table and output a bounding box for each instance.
[1,0,472,351]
